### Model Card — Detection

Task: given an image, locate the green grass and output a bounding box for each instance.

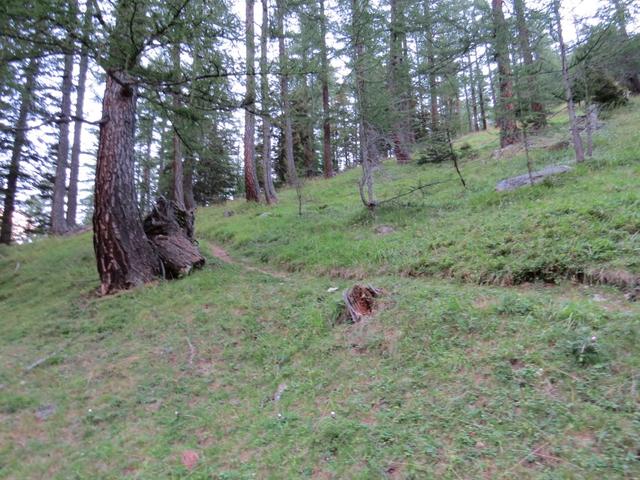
[1,100,639,479]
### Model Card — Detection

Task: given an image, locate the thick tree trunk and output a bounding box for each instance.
[51,51,74,234]
[277,0,299,186]
[66,1,91,228]
[554,0,584,162]
[319,0,333,178]
[244,0,260,201]
[260,0,278,203]
[93,71,160,294]
[492,0,519,147]
[0,59,38,245]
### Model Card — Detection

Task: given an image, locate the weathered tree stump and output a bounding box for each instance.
[143,197,205,278]
[342,284,383,323]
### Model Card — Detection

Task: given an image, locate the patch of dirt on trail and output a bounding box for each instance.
[207,242,290,280]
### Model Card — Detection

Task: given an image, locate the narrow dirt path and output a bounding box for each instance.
[206,241,290,281]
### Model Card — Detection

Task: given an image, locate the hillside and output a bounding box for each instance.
[1,101,639,479]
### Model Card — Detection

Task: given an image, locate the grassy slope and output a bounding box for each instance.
[0,101,639,479]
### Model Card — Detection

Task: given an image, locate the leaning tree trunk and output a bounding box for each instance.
[93,71,160,294]
[51,50,74,234]
[0,59,38,245]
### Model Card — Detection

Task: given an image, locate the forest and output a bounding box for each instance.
[1,0,640,478]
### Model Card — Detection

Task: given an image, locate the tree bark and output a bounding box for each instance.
[277,0,298,186]
[514,0,545,127]
[389,0,411,164]
[553,0,584,162]
[66,1,91,229]
[0,59,38,245]
[93,71,160,295]
[475,48,488,130]
[319,0,333,177]
[244,0,260,201]
[492,0,519,147]
[170,42,186,209]
[140,116,154,213]
[260,0,277,203]
[51,50,74,234]
[424,1,438,133]
[467,53,479,131]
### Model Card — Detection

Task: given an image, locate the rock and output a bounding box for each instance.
[259,212,271,218]
[496,165,571,192]
[223,210,235,217]
[35,403,56,421]
[374,225,395,235]
[327,287,339,293]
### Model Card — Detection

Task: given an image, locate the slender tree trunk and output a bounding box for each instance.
[93,71,159,294]
[0,59,38,245]
[553,0,584,162]
[467,53,479,131]
[67,1,91,228]
[389,0,411,164]
[514,0,546,127]
[492,0,519,147]
[352,0,375,207]
[51,50,74,234]
[319,0,333,177]
[424,1,438,132]
[170,43,186,209]
[244,0,260,201]
[141,117,154,213]
[260,0,277,203]
[475,48,488,130]
[277,0,298,186]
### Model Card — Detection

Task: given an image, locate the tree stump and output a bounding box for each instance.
[143,197,205,278]
[342,284,383,323]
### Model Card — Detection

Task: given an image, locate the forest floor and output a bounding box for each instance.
[1,99,639,479]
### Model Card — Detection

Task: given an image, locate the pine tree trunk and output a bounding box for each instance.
[554,0,584,162]
[93,71,159,294]
[260,0,278,203]
[171,43,186,209]
[0,59,38,245]
[66,2,91,229]
[319,0,333,178]
[51,51,74,234]
[389,0,411,164]
[244,0,260,201]
[140,117,154,213]
[475,48,488,130]
[277,0,298,186]
[468,53,479,131]
[424,1,438,132]
[492,0,519,147]
[514,0,546,127]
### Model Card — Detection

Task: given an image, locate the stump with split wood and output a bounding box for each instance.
[342,284,383,323]
[143,197,205,278]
